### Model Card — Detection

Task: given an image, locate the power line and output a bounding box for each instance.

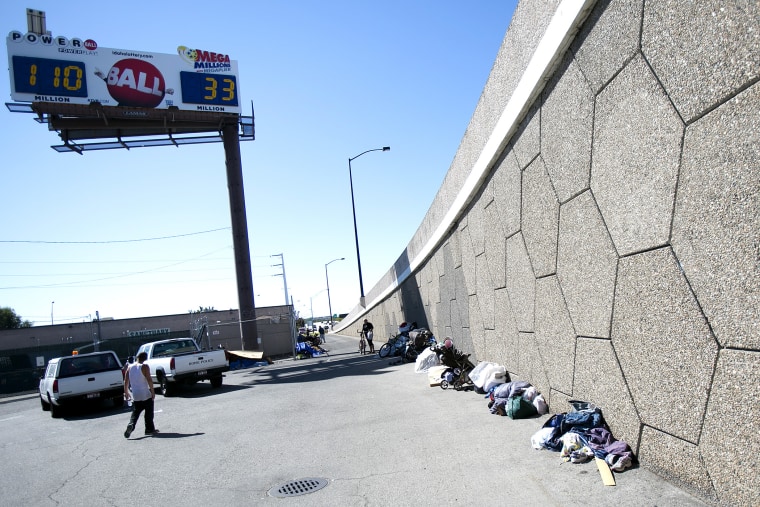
[0,247,231,290]
[0,257,232,264]
[0,227,231,244]
[0,267,233,277]
[5,276,235,291]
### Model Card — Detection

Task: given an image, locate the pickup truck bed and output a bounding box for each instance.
[136,338,229,396]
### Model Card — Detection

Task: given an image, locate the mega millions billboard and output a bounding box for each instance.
[6,30,241,114]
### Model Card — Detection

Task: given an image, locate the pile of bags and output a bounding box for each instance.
[468,361,508,392]
[531,401,635,471]
[485,380,549,418]
[414,352,635,474]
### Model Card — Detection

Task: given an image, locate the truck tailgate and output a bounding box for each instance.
[173,351,227,373]
[57,371,124,398]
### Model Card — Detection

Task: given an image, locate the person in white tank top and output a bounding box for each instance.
[123,351,157,438]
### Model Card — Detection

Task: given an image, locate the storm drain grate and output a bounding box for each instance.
[268,477,329,498]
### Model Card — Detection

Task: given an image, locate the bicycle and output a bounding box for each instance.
[378,334,417,362]
[358,329,367,355]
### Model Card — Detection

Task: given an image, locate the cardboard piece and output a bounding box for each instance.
[427,365,448,386]
[228,350,264,360]
[595,457,616,486]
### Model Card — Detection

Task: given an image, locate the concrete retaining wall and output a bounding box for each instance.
[339,1,759,504]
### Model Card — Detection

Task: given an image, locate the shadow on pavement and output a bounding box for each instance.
[233,343,416,387]
[149,431,205,439]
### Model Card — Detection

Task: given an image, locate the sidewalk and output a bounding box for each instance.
[243,332,709,506]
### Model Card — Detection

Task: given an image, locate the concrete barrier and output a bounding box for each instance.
[338,1,760,504]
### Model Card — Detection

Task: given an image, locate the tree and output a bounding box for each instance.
[0,307,33,329]
[189,306,216,314]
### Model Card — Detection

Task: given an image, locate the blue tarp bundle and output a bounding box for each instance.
[296,341,321,356]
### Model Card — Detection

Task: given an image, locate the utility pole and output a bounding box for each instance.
[95,311,102,351]
[271,253,289,305]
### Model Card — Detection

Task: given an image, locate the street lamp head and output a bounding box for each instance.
[382,146,390,151]
[326,257,345,267]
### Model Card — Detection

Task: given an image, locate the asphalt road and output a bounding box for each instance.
[0,332,707,506]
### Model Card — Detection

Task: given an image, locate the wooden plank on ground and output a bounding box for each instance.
[596,457,616,486]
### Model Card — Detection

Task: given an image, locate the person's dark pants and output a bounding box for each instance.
[129,398,155,433]
[367,339,374,352]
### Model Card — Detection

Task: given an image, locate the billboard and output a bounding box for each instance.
[6,31,241,114]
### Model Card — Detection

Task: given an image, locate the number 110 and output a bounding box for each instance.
[29,63,84,91]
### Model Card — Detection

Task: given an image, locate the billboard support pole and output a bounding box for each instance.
[222,122,258,350]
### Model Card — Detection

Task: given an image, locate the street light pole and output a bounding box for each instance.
[51,301,54,326]
[325,257,345,328]
[349,146,390,306]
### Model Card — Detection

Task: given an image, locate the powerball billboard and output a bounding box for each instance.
[6,30,241,114]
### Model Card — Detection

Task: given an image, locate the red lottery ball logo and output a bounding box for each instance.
[105,58,166,108]
[84,39,97,50]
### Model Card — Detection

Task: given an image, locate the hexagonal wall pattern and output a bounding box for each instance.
[469,293,487,359]
[505,233,535,333]
[572,0,643,94]
[642,0,760,123]
[534,276,575,395]
[475,254,495,331]
[489,149,522,237]
[638,426,716,502]
[522,157,559,277]
[574,337,641,449]
[483,206,507,289]
[348,2,759,504]
[612,247,718,442]
[592,54,683,256]
[517,331,550,399]
[540,52,594,203]
[460,231,478,297]
[700,350,760,504]
[493,287,520,373]
[512,103,540,169]
[672,83,760,350]
[465,202,487,257]
[557,190,617,338]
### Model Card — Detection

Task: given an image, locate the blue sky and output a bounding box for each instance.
[1,1,517,326]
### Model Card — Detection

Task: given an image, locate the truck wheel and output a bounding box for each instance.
[158,375,175,397]
[49,396,62,418]
[40,397,50,412]
[210,376,223,388]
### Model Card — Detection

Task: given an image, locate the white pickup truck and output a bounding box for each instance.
[135,337,229,396]
[39,350,125,418]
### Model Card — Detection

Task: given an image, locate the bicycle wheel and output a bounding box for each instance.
[404,347,418,363]
[378,343,392,358]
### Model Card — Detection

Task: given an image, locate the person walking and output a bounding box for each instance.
[123,351,157,438]
[362,319,375,353]
[318,325,325,344]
